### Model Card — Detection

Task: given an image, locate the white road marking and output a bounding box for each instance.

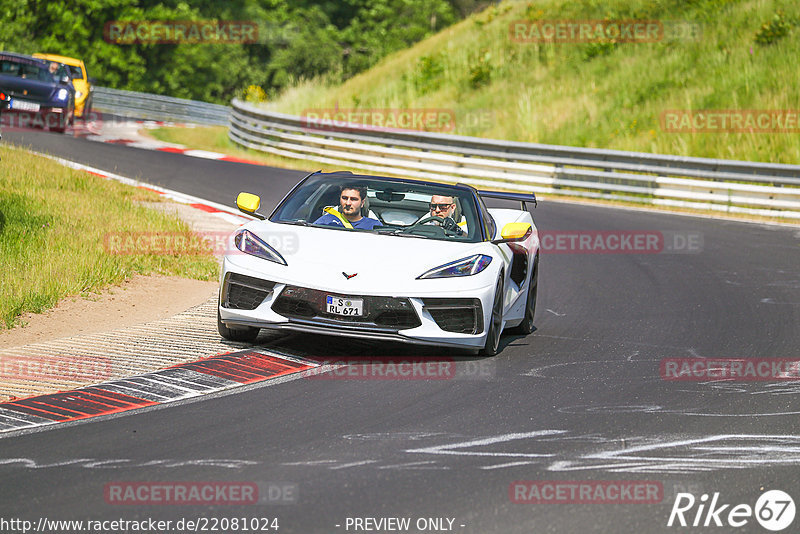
[406,430,566,458]
[378,460,447,470]
[281,460,339,466]
[329,460,378,470]
[479,461,538,470]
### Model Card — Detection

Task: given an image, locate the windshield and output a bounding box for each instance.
[0,58,55,82]
[65,64,83,79]
[271,174,482,243]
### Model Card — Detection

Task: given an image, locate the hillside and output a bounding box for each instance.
[266,0,800,164]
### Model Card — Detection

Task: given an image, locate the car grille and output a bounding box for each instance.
[272,286,421,330]
[222,273,276,310]
[422,298,483,334]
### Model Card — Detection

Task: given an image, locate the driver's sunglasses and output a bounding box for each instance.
[429,203,454,212]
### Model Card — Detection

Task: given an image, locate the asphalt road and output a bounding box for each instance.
[1,129,799,533]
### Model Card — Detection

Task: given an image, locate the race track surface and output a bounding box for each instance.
[1,129,799,533]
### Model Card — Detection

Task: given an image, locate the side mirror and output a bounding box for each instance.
[492,222,532,244]
[236,192,265,220]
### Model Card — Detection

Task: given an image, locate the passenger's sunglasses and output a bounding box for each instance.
[429,203,454,211]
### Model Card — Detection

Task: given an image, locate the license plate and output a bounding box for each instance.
[326,295,363,316]
[10,99,39,112]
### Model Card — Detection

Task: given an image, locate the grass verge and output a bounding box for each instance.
[0,144,218,329]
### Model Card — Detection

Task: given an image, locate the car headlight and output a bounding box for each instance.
[234,230,287,265]
[56,88,68,100]
[417,254,492,279]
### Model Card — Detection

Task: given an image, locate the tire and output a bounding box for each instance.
[509,255,538,335]
[83,98,92,122]
[217,308,260,342]
[50,114,65,133]
[51,109,73,134]
[479,276,504,356]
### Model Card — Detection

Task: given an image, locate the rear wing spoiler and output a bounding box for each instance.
[475,190,537,211]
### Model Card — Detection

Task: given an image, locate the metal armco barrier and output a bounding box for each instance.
[93,86,229,125]
[228,98,800,219]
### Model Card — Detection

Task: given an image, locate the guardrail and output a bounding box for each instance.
[229,99,800,219]
[93,86,229,125]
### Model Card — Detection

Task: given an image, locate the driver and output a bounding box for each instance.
[48,61,60,81]
[426,195,467,235]
[313,184,383,230]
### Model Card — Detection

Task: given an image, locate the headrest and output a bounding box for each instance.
[361,195,370,217]
[452,197,462,222]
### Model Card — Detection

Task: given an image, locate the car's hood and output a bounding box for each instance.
[241,221,492,291]
[0,74,59,103]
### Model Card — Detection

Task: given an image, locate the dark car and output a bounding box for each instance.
[0,51,75,133]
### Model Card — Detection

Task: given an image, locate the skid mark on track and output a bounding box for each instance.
[0,458,258,469]
[548,434,800,474]
[403,431,800,474]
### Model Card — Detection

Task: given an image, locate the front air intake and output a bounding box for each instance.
[422,298,483,334]
[222,273,275,310]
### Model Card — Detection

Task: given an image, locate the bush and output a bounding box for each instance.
[243,85,268,103]
[413,54,445,94]
[468,53,492,89]
[755,11,793,45]
[582,40,617,61]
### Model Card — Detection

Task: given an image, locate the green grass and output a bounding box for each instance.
[0,144,218,329]
[263,0,800,164]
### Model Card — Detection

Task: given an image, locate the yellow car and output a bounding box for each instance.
[33,53,93,118]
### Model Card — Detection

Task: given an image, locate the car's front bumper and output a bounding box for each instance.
[218,258,496,350]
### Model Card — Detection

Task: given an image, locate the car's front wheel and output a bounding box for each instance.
[217,308,260,342]
[479,276,504,356]
[51,109,73,134]
[82,98,92,121]
[509,255,538,335]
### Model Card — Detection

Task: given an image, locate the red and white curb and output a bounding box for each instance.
[73,118,266,166]
[0,349,318,434]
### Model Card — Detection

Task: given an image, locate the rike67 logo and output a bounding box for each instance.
[668,490,795,531]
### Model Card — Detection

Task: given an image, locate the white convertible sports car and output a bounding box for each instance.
[218,171,539,355]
